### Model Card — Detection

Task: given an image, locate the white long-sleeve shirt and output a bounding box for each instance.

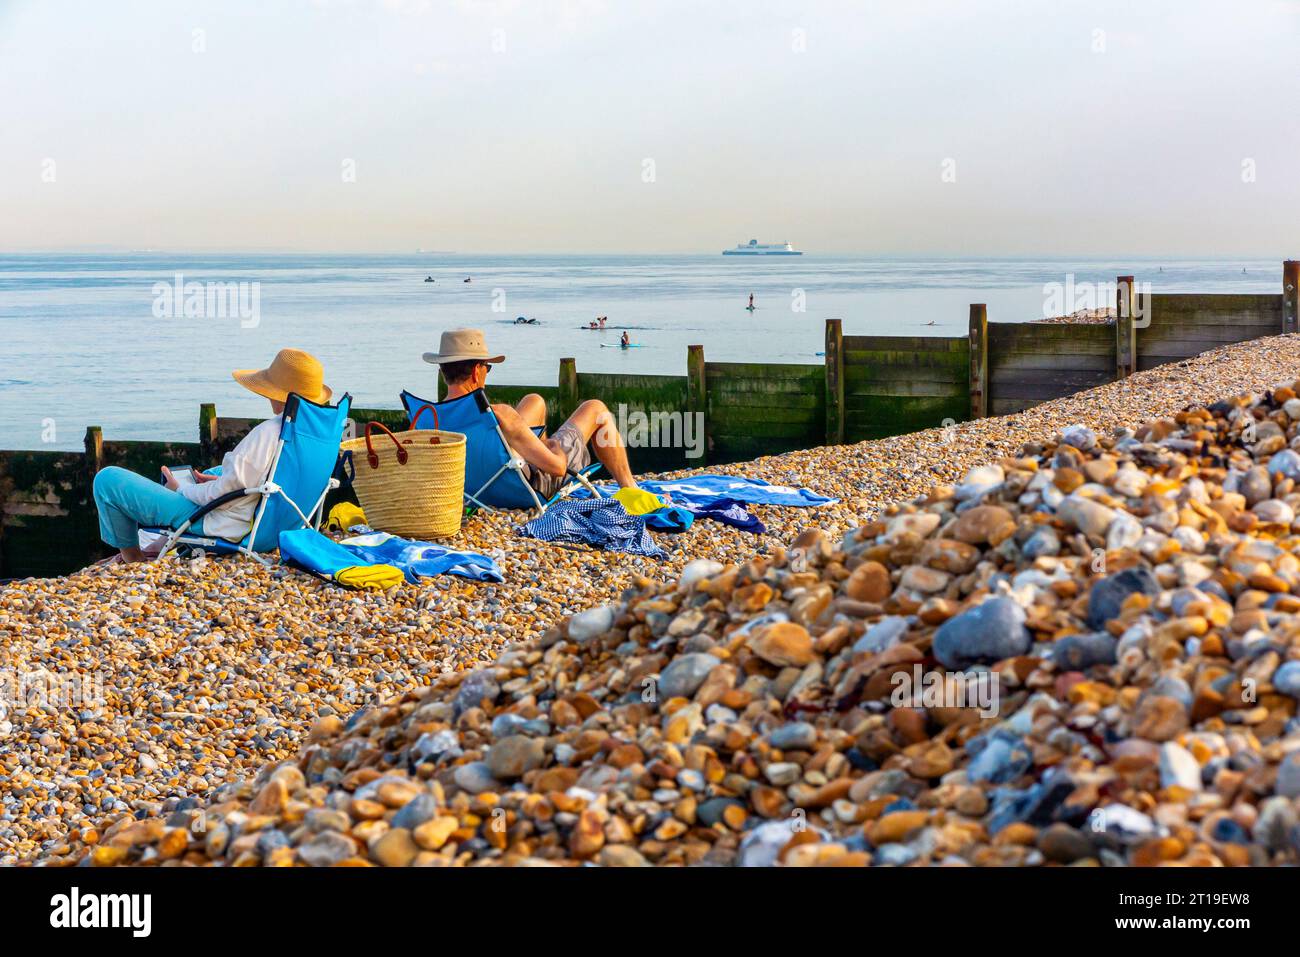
[178,414,283,541]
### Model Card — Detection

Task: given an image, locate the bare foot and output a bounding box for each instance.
[80,554,124,576]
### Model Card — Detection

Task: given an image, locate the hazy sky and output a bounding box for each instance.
[4,0,1299,254]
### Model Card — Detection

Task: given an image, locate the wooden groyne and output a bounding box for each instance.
[2,262,1296,578]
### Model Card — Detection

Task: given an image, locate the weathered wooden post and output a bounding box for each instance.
[968,304,987,419]
[84,426,104,478]
[1115,275,1137,378]
[82,425,107,563]
[824,318,845,446]
[1284,261,1299,334]
[558,357,578,423]
[686,344,708,465]
[199,403,218,458]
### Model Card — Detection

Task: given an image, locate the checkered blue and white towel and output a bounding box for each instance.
[517,498,665,558]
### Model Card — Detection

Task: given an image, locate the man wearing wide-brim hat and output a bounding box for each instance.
[426,328,637,498]
[91,348,333,565]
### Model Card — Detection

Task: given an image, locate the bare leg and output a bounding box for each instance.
[558,399,636,488]
[514,393,548,431]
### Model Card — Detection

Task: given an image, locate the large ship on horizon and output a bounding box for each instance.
[722,238,802,256]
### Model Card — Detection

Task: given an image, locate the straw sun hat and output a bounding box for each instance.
[232,348,333,404]
[421,328,505,366]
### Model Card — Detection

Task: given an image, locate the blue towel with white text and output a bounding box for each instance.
[580,474,836,508]
[337,532,504,583]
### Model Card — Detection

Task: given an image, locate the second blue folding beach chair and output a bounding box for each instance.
[400,388,603,514]
[148,391,353,562]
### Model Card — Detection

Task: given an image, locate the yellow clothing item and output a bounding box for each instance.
[326,502,368,533]
[335,563,404,591]
[613,486,664,516]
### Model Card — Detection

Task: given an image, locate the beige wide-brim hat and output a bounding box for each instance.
[233,348,333,404]
[422,328,505,365]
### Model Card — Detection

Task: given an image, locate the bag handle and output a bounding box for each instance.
[364,421,408,469]
[409,403,440,431]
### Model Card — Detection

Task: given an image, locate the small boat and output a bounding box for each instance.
[424,276,434,282]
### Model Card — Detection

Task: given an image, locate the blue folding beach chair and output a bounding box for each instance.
[150,392,353,563]
[400,388,603,514]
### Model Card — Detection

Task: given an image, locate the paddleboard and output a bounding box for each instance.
[601,343,644,349]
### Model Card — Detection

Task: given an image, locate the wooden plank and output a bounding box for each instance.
[1145,312,1281,327]
[709,404,823,424]
[988,338,1116,356]
[1286,262,1299,334]
[199,403,217,456]
[988,323,1116,345]
[991,377,1114,401]
[1149,293,1281,312]
[825,318,844,445]
[845,395,967,442]
[843,393,968,418]
[1139,325,1280,343]
[847,380,970,398]
[706,379,825,399]
[989,397,1041,416]
[1116,275,1135,378]
[558,357,578,422]
[845,362,970,385]
[989,355,1115,373]
[843,335,966,353]
[837,348,972,369]
[705,362,823,380]
[707,423,816,442]
[991,367,1115,385]
[687,344,708,466]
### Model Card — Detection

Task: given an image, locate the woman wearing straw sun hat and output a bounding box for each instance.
[91,348,333,565]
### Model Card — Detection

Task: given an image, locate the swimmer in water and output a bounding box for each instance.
[464,277,472,283]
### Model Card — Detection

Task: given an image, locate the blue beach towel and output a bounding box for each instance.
[338,532,505,583]
[518,498,665,558]
[279,529,403,590]
[679,497,767,534]
[581,475,837,508]
[280,528,503,585]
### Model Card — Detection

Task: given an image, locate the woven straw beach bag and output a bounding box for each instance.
[339,404,466,539]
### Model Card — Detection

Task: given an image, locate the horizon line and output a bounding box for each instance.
[0,248,1292,261]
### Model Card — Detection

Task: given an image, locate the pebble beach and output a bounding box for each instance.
[8,333,1300,866]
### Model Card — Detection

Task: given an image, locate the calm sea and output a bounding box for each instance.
[0,253,1281,450]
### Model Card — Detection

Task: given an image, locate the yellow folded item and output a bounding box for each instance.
[326,502,368,533]
[613,486,665,515]
[335,563,404,591]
